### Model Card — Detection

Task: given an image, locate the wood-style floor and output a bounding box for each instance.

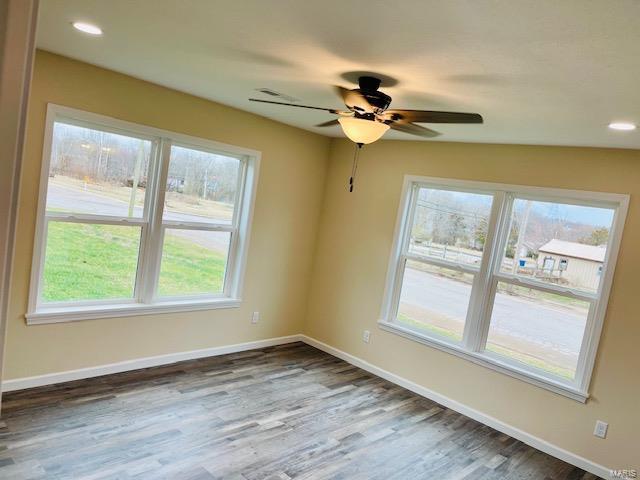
[0,342,599,480]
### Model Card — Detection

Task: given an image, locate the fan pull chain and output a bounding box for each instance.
[349,143,364,192]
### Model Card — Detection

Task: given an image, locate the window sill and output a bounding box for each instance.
[26,298,242,325]
[377,320,589,403]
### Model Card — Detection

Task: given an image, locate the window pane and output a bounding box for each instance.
[396,261,474,342]
[157,229,231,297]
[409,188,493,268]
[42,222,141,302]
[486,282,590,379]
[500,198,614,293]
[47,122,152,218]
[164,145,241,225]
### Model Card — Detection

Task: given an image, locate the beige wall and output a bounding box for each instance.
[304,139,640,469]
[3,50,330,378]
[6,50,640,470]
[0,0,38,409]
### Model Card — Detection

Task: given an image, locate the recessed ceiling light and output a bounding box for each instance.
[608,122,636,131]
[72,22,103,35]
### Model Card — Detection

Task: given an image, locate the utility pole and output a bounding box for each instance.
[128,142,144,217]
[512,200,532,274]
[203,165,208,200]
[95,132,105,179]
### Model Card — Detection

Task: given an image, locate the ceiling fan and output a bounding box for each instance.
[249,75,483,145]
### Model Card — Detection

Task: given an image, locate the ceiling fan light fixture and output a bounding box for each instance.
[338,117,390,144]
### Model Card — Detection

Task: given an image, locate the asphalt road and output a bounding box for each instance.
[401,267,586,356]
[47,184,230,253]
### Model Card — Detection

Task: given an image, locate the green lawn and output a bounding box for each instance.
[485,343,574,380]
[396,313,574,380]
[157,231,227,297]
[42,222,226,302]
[397,312,463,342]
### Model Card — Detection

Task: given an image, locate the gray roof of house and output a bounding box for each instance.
[538,239,606,262]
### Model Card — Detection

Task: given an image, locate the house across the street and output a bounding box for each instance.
[537,239,605,290]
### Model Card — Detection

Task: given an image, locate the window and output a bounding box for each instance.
[156,144,242,299]
[397,188,493,342]
[27,105,260,323]
[380,176,628,401]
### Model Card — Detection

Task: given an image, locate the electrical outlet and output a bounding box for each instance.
[251,311,260,324]
[362,330,371,343]
[593,420,608,439]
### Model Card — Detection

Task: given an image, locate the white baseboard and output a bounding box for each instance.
[299,335,611,479]
[1,335,302,392]
[1,332,610,478]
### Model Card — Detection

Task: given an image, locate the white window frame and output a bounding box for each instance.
[379,175,629,402]
[26,104,260,324]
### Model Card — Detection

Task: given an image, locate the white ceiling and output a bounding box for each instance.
[37,0,640,149]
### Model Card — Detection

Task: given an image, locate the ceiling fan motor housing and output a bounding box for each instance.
[354,90,391,113]
[352,76,392,113]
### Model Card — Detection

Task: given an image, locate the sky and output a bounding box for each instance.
[420,188,615,228]
[521,201,614,228]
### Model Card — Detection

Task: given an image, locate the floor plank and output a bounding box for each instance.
[0,343,600,479]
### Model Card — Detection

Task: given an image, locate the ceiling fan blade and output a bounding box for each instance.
[389,122,441,138]
[315,119,340,127]
[334,86,372,113]
[249,98,342,114]
[384,109,483,124]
